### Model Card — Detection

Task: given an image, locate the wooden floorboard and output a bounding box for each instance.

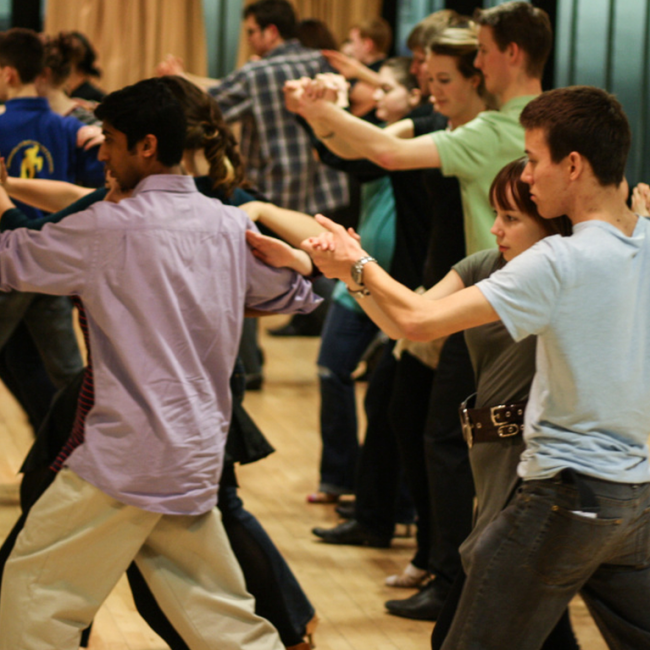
[0,314,607,649]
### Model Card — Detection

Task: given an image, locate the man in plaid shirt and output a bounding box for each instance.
[208,0,348,214]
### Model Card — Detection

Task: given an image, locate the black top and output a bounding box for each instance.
[411,112,466,288]
[69,80,105,103]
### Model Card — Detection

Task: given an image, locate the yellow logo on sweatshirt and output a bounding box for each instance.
[7,140,54,179]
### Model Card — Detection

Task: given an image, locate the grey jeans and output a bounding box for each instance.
[442,473,650,650]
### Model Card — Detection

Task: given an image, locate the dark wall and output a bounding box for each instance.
[11,0,41,30]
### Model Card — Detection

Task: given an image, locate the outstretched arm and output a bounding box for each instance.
[286,80,440,169]
[302,215,498,340]
[239,201,325,248]
[0,158,93,213]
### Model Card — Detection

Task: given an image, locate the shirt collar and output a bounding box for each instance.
[264,39,302,59]
[131,174,197,197]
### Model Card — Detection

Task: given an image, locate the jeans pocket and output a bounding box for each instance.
[526,504,622,586]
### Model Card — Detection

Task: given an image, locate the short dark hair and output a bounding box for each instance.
[297,19,338,51]
[0,28,44,84]
[474,1,552,79]
[353,18,392,55]
[95,78,186,167]
[520,86,631,187]
[490,157,572,237]
[243,0,297,40]
[69,31,101,78]
[380,57,419,93]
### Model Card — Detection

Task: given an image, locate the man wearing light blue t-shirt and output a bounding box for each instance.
[304,85,650,648]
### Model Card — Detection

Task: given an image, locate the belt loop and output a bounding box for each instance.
[559,468,599,514]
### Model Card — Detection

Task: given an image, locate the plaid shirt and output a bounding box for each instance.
[210,40,348,214]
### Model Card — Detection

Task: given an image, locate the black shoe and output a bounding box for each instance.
[385,580,448,621]
[335,502,355,519]
[312,519,391,548]
[245,373,264,391]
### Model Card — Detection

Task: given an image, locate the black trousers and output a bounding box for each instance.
[423,332,476,584]
[354,342,435,539]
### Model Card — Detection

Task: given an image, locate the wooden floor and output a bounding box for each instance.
[0,314,606,649]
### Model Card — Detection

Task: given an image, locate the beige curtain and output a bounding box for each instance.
[294,0,383,44]
[44,0,207,93]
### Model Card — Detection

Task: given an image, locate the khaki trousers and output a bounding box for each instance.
[0,467,284,650]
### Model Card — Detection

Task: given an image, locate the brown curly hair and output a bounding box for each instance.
[158,76,245,196]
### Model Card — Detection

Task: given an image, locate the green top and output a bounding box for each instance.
[333,175,396,313]
[431,95,537,256]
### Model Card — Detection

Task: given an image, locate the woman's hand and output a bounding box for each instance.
[301,214,365,284]
[246,230,314,276]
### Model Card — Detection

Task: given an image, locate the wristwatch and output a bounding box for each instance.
[350,255,377,287]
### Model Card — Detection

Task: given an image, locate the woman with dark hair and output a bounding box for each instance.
[36,33,100,126]
[65,31,105,103]
[0,76,316,650]
[297,18,338,51]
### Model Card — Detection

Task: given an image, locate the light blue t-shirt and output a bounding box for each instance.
[477,217,650,484]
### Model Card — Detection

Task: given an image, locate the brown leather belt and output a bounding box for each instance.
[459,394,526,448]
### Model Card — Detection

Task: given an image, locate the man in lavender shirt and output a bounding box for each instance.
[0,79,318,650]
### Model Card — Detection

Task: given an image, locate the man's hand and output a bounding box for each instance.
[321,50,363,80]
[77,125,104,150]
[246,230,313,276]
[631,182,650,217]
[156,54,186,77]
[300,214,365,283]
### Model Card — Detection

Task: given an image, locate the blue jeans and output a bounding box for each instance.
[442,474,650,650]
[317,302,378,494]
[0,292,82,389]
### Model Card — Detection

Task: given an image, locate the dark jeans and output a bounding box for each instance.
[431,572,580,650]
[0,324,57,432]
[0,292,82,389]
[317,302,378,494]
[424,332,475,583]
[441,476,650,650]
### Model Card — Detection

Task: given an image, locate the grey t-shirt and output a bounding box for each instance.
[453,249,535,568]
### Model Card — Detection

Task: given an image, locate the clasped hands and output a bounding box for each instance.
[301,214,367,286]
[283,74,348,116]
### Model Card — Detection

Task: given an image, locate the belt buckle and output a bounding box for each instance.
[490,404,509,426]
[459,407,474,448]
[497,423,520,438]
